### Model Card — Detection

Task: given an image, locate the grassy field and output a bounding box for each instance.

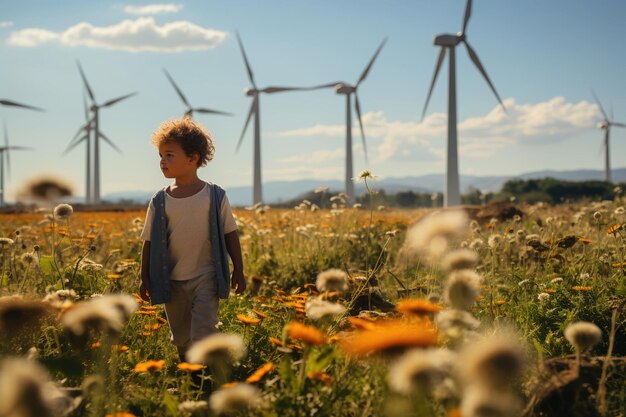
[0,192,624,417]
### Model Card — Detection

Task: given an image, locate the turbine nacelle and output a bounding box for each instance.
[244,88,257,97]
[434,33,463,47]
[598,121,609,129]
[335,84,356,95]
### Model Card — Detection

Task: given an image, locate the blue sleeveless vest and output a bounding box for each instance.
[148,183,231,304]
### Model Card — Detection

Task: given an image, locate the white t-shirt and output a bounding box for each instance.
[140,183,238,281]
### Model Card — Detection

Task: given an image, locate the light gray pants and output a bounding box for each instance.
[164,272,219,354]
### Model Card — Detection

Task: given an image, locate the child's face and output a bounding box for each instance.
[158,141,198,179]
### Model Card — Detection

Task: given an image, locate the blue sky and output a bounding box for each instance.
[1,0,625,203]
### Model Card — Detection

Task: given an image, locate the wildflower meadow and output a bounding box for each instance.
[0,186,625,417]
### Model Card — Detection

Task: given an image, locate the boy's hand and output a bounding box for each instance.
[139,282,150,302]
[231,270,247,295]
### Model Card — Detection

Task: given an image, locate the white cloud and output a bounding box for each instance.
[0,21,14,28]
[277,97,600,162]
[277,145,364,164]
[123,4,183,15]
[7,17,226,52]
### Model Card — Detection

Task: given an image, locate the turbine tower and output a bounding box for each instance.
[0,121,31,206]
[77,61,136,204]
[422,0,505,207]
[163,69,233,119]
[235,32,318,205]
[592,92,626,183]
[312,39,386,202]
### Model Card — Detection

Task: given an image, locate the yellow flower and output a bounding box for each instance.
[396,299,442,316]
[177,362,205,372]
[286,321,325,346]
[237,314,261,325]
[133,359,165,373]
[106,274,122,280]
[246,362,275,383]
[340,319,437,356]
[572,286,593,291]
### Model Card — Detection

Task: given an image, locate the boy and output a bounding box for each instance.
[139,117,246,361]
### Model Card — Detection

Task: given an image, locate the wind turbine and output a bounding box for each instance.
[235,32,320,205]
[0,121,31,206]
[163,69,233,119]
[311,39,386,202]
[421,0,505,207]
[592,92,626,183]
[77,61,136,204]
[63,92,96,204]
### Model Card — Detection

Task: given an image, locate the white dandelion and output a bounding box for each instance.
[209,383,261,414]
[186,333,246,366]
[315,269,349,293]
[443,270,481,311]
[305,298,346,320]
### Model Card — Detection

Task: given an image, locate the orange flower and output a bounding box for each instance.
[133,360,165,373]
[246,362,275,383]
[106,413,137,417]
[237,314,262,325]
[578,238,592,244]
[106,274,122,280]
[286,321,325,346]
[139,331,153,336]
[396,299,442,316]
[145,323,161,331]
[135,310,156,316]
[90,342,102,349]
[251,309,268,319]
[177,362,205,372]
[572,286,593,291]
[326,334,341,344]
[156,316,168,324]
[495,300,506,306]
[268,337,286,347]
[141,306,158,311]
[112,345,129,352]
[347,317,377,331]
[612,262,625,268]
[607,224,623,235]
[308,371,333,385]
[222,382,239,388]
[340,319,437,356]
[544,289,556,294]
[86,234,97,239]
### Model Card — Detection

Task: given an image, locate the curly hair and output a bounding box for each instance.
[151,117,215,167]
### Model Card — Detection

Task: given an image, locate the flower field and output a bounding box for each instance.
[0,193,625,417]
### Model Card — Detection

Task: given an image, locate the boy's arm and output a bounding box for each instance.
[139,241,151,302]
[224,231,246,295]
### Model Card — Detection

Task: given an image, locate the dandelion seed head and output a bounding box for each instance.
[459,333,527,388]
[92,294,138,320]
[20,252,37,264]
[487,234,502,249]
[460,385,522,417]
[315,269,349,292]
[0,297,51,338]
[404,210,469,261]
[564,321,602,352]
[0,357,69,417]
[0,237,14,246]
[440,249,479,272]
[209,383,261,414]
[60,299,125,337]
[53,203,73,220]
[186,333,246,366]
[444,270,481,311]
[537,292,550,302]
[178,400,209,416]
[388,348,456,396]
[435,309,480,335]
[305,298,345,320]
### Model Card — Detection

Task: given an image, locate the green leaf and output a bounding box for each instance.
[161,391,178,416]
[39,255,54,276]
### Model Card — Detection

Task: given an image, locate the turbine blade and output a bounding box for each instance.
[193,108,234,116]
[356,38,387,87]
[464,41,506,112]
[261,86,310,94]
[354,92,368,163]
[591,90,608,121]
[83,91,89,121]
[76,61,95,102]
[461,0,473,35]
[101,92,137,108]
[163,69,191,109]
[306,82,342,90]
[7,146,32,151]
[236,96,257,153]
[236,31,257,89]
[421,48,446,120]
[612,122,626,128]
[0,99,44,112]
[63,135,88,156]
[98,132,123,154]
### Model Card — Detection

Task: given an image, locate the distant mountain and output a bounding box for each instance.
[103,167,626,207]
